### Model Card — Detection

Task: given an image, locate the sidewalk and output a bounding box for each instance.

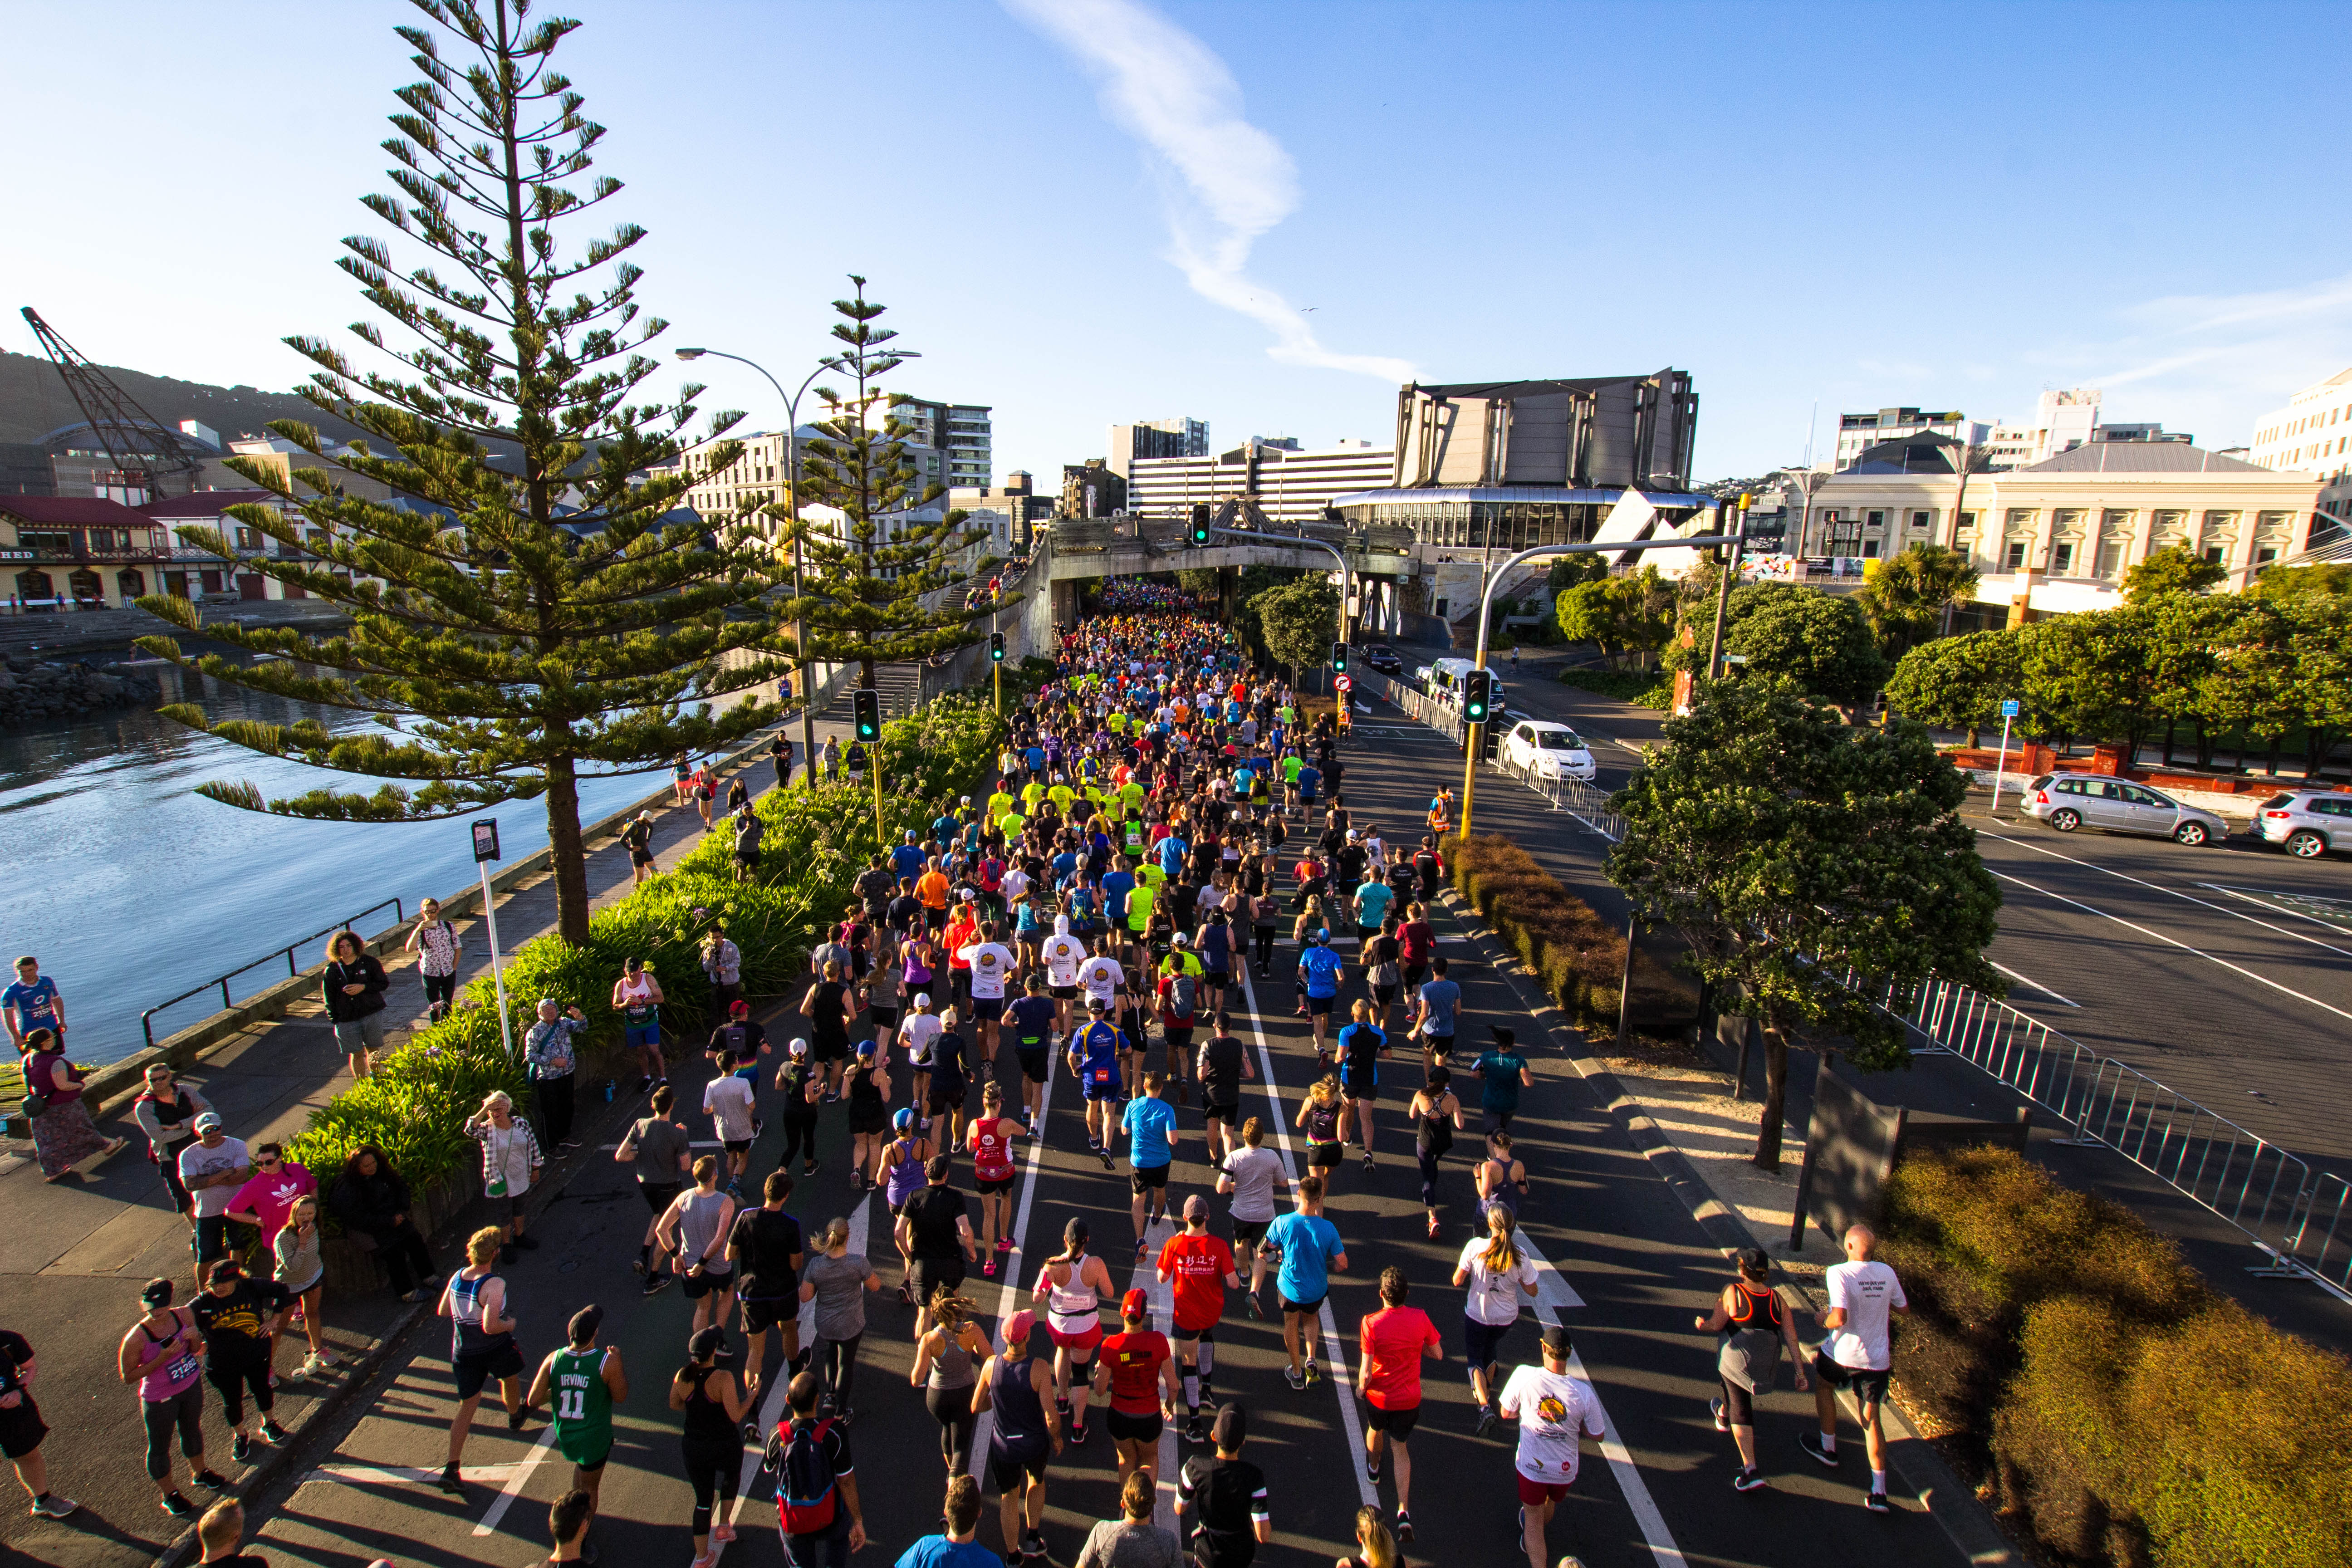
[0,731,804,1568]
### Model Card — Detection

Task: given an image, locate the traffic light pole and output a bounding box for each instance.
[1454,522,1747,841]
[1204,523,1351,707]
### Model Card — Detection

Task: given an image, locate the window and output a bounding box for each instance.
[1862,537,1882,558]
[2051,542,2075,573]
[2005,541,2029,570]
[235,526,263,550]
[1956,511,1977,534]
[1910,510,1930,529]
[2095,539,2127,578]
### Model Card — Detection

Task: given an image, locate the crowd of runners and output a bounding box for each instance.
[3,595,1912,1568]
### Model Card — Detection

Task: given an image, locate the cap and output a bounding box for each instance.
[1182,1194,1209,1220]
[1003,1308,1037,1345]
[192,1112,223,1132]
[538,995,561,1011]
[1347,829,1360,839]
[1171,932,1190,947]
[1121,1288,1149,1318]
[568,1304,605,1343]
[140,1278,175,1308]
[894,1107,916,1131]
[788,1036,810,1056]
[960,795,972,804]
[855,1039,876,1058]
[730,999,752,1017]
[914,992,933,1009]
[1211,1404,1247,1449]
[1087,996,1107,1011]
[1540,1322,1573,1356]
[688,1325,731,1361]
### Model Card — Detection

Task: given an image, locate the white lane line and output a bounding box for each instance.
[1991,869,2352,1025]
[472,1421,559,1537]
[1979,827,2352,961]
[1511,1228,1684,1568]
[2200,883,2352,944]
[310,1462,524,1487]
[1232,965,1378,1510]
[1989,961,2081,1009]
[969,1063,1060,1470]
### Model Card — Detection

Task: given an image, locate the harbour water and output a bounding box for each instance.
[0,667,659,1066]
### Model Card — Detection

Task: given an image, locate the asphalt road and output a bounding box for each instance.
[227,717,1963,1568]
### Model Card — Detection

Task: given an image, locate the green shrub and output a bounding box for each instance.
[1555,668,1673,708]
[1442,833,1625,1030]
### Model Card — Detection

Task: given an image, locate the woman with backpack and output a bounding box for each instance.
[132,1063,211,1224]
[405,898,462,1024]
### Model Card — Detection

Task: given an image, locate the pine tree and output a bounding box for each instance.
[134,0,789,944]
[789,279,993,691]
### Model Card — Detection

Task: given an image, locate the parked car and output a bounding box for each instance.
[1500,719,1598,782]
[2021,773,2229,845]
[1358,644,1403,674]
[2252,789,2352,858]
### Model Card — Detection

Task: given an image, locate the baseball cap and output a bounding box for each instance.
[192,1112,223,1132]
[788,1036,810,1056]
[1171,931,1190,947]
[914,992,933,1009]
[1003,1308,1037,1345]
[1540,1322,1573,1356]
[855,1040,876,1058]
[1182,1194,1208,1220]
[140,1278,175,1308]
[730,999,752,1017]
[1087,996,1107,1011]
[1121,1288,1149,1318]
[689,1326,731,1361]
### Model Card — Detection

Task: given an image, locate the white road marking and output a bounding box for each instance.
[308,1462,524,1487]
[1123,1229,1182,1530]
[1979,827,2352,961]
[471,1421,559,1537]
[2200,882,2352,943]
[967,1063,1060,1473]
[1989,961,2081,1009]
[1991,869,2352,1025]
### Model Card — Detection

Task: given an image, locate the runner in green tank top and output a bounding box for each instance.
[528,1305,629,1529]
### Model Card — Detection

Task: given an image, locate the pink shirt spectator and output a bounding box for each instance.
[228,1161,317,1242]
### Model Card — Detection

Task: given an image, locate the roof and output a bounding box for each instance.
[0,495,153,524]
[134,488,283,520]
[1330,485,1711,509]
[2016,443,2275,476]
[1406,373,1686,400]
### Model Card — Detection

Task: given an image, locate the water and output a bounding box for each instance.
[0,667,660,1066]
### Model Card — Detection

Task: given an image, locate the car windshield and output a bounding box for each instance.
[1534,730,1583,750]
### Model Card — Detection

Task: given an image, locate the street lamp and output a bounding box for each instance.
[672,345,920,790]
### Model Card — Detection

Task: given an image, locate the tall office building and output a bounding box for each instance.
[1126,437,1392,526]
[1107,416,1210,480]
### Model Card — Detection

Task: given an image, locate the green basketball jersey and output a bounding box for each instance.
[551,1347,613,1460]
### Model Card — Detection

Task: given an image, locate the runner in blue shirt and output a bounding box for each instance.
[1297,933,1346,1060]
[1262,1176,1346,1388]
[1335,1000,1387,1171]
[1295,764,1322,815]
[1120,1072,1179,1256]
[1067,999,1127,1170]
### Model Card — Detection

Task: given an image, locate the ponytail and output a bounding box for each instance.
[1481,1206,1521,1276]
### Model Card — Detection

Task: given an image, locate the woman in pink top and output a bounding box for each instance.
[223,1142,316,1246]
[116,1278,224,1518]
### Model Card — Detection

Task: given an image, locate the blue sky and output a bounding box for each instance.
[7,1,2349,481]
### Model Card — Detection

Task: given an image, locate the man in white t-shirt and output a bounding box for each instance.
[1040,919,1088,1033]
[1498,1323,1605,1568]
[701,1072,756,1196]
[1215,1127,1286,1318]
[1077,943,1126,1018]
[1799,1223,1908,1512]
[958,927,1017,1066]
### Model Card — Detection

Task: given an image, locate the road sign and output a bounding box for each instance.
[1334,674,1352,691]
[2000,698,2021,717]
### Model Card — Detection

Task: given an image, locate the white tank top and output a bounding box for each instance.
[1040,1255,1099,1332]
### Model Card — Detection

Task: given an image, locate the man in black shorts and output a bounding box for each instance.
[1004,975,1059,1130]
[1194,1022,1254,1166]
[896,1156,976,1340]
[0,1326,70,1519]
[730,1169,807,1402]
[617,1086,691,1297]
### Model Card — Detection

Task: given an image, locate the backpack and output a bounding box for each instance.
[768,1416,840,1533]
[1169,970,1197,1019]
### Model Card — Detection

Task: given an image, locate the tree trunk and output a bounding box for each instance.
[2162,717,2176,766]
[1966,725,1982,749]
[544,749,591,945]
[2265,732,2282,779]
[2195,717,2212,769]
[1754,1025,1790,1171]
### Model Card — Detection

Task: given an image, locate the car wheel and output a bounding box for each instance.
[2287,830,2328,859]
[2049,808,2082,832]
[2173,821,2209,847]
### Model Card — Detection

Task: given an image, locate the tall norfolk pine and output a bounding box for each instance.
[135,0,791,944]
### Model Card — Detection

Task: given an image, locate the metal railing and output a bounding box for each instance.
[1354,668,1463,741]
[1489,752,1630,842]
[140,898,404,1050]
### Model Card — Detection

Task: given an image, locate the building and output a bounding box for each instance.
[1835,408,1988,471]
[1106,417,1209,481]
[1791,440,2321,619]
[2247,369,2352,538]
[1127,438,1394,527]
[1057,460,1125,519]
[952,471,1054,557]
[0,495,174,607]
[898,400,993,492]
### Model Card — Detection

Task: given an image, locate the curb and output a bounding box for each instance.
[1435,888,2020,1568]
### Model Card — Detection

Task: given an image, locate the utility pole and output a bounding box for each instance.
[1705,495,1752,680]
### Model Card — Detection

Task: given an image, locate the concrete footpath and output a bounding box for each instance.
[0,724,829,1568]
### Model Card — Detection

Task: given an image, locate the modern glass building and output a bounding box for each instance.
[1328,485,1710,550]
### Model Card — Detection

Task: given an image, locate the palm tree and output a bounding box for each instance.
[1859,544,1980,659]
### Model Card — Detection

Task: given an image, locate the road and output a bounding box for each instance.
[227,716,1965,1568]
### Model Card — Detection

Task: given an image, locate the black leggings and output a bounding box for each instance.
[1417,1148,1443,1208]
[209,1360,272,1426]
[143,1384,205,1479]
[819,1334,862,1407]
[423,972,458,1019]
[926,1382,977,1471]
[372,1224,436,1295]
[683,1438,742,1535]
[781,1115,820,1171]
[1253,929,1276,970]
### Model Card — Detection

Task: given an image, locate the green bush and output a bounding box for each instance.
[1442,833,1627,1030]
[1555,668,1673,709]
[284,693,1007,1189]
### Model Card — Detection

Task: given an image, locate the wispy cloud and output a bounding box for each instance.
[1003,0,1414,383]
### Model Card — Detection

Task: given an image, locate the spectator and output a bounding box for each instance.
[223,1142,317,1249]
[1075,1470,1178,1568]
[192,1259,291,1464]
[132,1064,212,1226]
[702,929,744,1013]
[1,956,64,1051]
[270,1197,335,1381]
[0,1324,72,1518]
[20,1027,123,1183]
[196,1498,266,1566]
[405,898,463,1024]
[464,1093,544,1263]
[178,1113,252,1288]
[329,1144,436,1302]
[322,931,388,1081]
[732,806,766,885]
[523,1000,589,1152]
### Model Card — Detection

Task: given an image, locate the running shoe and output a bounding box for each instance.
[632,1257,648,1276]
[1245,1293,1263,1321]
[299,1353,327,1380]
[192,1470,231,1492]
[29,1494,78,1520]
[1055,1394,1071,1419]
[318,1348,339,1366]
[819,1392,838,1418]
[643,1274,671,1297]
[1393,1510,1412,1544]
[691,1551,718,1568]
[506,1406,531,1432]
[1098,1148,1115,1172]
[1864,1490,1890,1513]
[1068,1421,1088,1446]
[1798,1431,1839,1469]
[1284,1366,1306,1392]
[636,1075,654,1094]
[1733,1467,1767,1493]
[500,1244,519,1265]
[260,1420,289,1444]
[231,1434,252,1464]
[1361,1152,1375,1173]
[823,1091,841,1104]
[804,1161,819,1176]
[1135,1236,1147,1259]
[751,1119,764,1140]
[1710,1398,1729,1433]
[1303,1359,1323,1385]
[899,1280,916,1305]
[1185,1413,1209,1445]
[996,1235,1014,1253]
[1365,1458,1381,1483]
[712,1523,737,1544]
[983,1259,998,1279]
[160,1492,196,1519]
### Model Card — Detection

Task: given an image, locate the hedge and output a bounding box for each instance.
[284,691,1009,1188]
[1555,668,1672,709]
[1883,1147,2352,1567]
[1442,833,1629,1029]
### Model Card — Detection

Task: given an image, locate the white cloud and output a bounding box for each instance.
[1003,0,1415,383]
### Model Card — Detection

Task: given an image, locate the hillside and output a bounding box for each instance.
[0,346,374,449]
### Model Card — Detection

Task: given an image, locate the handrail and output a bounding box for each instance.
[140,897,404,1050]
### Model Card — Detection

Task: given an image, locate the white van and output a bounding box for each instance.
[1423,657,1508,712]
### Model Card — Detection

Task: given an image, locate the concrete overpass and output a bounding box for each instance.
[1029,514,1416,629]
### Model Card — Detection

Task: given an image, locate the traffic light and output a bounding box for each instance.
[989,631,1005,663]
[1462,669,1493,725]
[1189,505,1212,547]
[1331,640,1348,674]
[852,687,882,743]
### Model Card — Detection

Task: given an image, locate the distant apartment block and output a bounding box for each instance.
[1107,417,1210,481]
[1127,438,1392,527]
[1834,408,1988,471]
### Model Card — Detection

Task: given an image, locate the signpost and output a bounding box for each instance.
[1989,699,2021,815]
[472,818,515,1059]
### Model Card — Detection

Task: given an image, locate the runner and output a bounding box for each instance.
[1407,1068,1465,1241]
[118,1279,226,1518]
[1195,1015,1254,1167]
[1471,1027,1533,1133]
[1475,1131,1529,1225]
[910,1290,991,1476]
[1499,1323,1606,1568]
[1092,1289,1177,1489]
[882,1111,934,1300]
[657,1157,740,1335]
[930,1007,974,1150]
[798,1221,879,1423]
[1175,1404,1271,1568]
[777,1038,826,1177]
[898,1156,979,1341]
[973,1309,1061,1566]
[1800,1224,1908,1511]
[526,1306,628,1540]
[1004,975,1059,1129]
[1297,932,1344,1060]
[1261,1176,1346,1390]
[1335,1000,1387,1171]
[704,1051,757,1199]
[1067,998,1127,1171]
[436,1227,529,1495]
[612,957,667,1094]
[1215,1119,1284,1321]
[902,990,945,1122]
[1121,1070,1179,1257]
[1033,1219,1115,1446]
[1039,916,1088,1038]
[730,1171,809,1403]
[1296,1076,1348,1194]
[1356,1267,1441,1542]
[965,1083,1025,1278]
[960,925,1017,1067]
[845,1043,892,1192]
[1406,955,1459,1073]
[671,1325,750,1568]
[799,960,859,1104]
[1694,1247,1809,1493]
[1156,1195,1241,1443]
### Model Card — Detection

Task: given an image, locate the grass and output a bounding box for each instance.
[1555,667,1673,709]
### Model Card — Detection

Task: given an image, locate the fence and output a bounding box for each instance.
[141,897,405,1050]
[1357,667,1627,838]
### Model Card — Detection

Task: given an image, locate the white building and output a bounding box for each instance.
[1106,417,1210,481]
[1834,407,1988,470]
[2248,368,2352,491]
[1126,439,1393,526]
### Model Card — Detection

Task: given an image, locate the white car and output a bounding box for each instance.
[1500,719,1597,782]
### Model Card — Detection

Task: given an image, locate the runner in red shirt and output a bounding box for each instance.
[964,1082,1025,1278]
[1091,1289,1178,1489]
[1357,1267,1442,1543]
[1155,1195,1241,1444]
